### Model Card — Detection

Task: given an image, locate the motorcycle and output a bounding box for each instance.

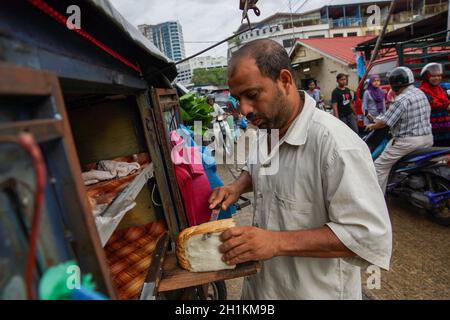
[363,128,450,226]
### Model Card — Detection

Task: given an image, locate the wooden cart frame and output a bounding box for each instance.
[0,0,258,300]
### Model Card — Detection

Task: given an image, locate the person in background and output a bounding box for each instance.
[386,88,396,110]
[366,67,433,193]
[419,63,450,147]
[331,73,358,133]
[306,79,321,104]
[207,94,225,118]
[362,74,386,125]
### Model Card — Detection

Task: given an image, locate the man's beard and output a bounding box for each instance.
[250,88,290,129]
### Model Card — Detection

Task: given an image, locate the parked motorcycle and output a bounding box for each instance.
[364,128,450,226]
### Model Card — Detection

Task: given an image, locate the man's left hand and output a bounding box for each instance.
[219,226,278,265]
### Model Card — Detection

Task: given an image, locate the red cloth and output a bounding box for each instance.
[419,80,450,109]
[170,131,212,226]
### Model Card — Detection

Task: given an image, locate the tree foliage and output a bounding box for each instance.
[192,67,228,86]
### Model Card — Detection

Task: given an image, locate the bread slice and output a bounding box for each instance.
[176,219,236,272]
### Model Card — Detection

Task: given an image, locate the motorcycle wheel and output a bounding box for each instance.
[206,281,227,300]
[429,177,450,227]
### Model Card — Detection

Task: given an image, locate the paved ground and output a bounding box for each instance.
[216,164,450,300]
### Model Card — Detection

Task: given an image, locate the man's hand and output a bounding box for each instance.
[366,119,386,131]
[209,184,241,215]
[209,171,253,214]
[332,103,339,118]
[219,226,279,265]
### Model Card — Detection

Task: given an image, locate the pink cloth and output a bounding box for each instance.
[170,131,212,226]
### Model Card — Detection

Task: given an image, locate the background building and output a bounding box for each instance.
[289,36,375,100]
[170,56,228,86]
[139,21,186,61]
[189,56,228,70]
[228,0,448,57]
[139,21,191,84]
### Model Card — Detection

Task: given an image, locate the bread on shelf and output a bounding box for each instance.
[176,218,236,272]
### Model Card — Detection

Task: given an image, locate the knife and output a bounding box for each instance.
[201,205,221,241]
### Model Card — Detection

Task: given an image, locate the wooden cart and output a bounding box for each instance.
[0,0,258,300]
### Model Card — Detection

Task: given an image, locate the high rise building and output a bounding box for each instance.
[139,21,190,83]
[138,21,186,61]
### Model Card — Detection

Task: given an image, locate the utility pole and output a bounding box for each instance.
[368,0,397,67]
[288,0,296,47]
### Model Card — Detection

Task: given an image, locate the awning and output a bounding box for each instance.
[292,56,322,66]
[356,10,448,51]
[89,0,177,81]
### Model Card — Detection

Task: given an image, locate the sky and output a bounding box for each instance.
[108,0,330,58]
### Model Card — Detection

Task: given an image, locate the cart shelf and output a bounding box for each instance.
[93,163,154,246]
[157,253,261,293]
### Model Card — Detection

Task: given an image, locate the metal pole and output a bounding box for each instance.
[447,0,450,41]
[289,0,296,44]
[367,0,397,67]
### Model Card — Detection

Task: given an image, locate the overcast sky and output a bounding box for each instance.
[109,0,330,58]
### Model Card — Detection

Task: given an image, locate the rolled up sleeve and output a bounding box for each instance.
[380,100,405,128]
[324,148,392,270]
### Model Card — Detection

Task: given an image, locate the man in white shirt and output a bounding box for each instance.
[207,94,225,118]
[209,39,392,299]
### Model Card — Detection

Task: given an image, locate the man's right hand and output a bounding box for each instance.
[209,184,241,215]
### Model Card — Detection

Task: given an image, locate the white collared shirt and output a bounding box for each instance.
[242,92,392,300]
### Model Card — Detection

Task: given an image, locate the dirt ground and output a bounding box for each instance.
[362,198,450,300]
[216,164,450,300]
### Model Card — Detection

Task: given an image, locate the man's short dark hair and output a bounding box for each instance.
[229,39,296,82]
[336,73,347,81]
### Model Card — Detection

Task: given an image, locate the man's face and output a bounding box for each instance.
[228,57,291,130]
[337,77,347,87]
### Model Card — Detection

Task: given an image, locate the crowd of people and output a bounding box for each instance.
[208,60,449,194]
[304,63,449,148]
[304,63,449,193]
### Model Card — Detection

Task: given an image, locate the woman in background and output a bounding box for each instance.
[306,79,321,104]
[362,74,386,125]
[419,63,450,147]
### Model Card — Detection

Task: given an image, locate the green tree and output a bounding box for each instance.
[192,67,228,86]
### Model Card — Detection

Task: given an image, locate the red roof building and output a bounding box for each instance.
[289,36,375,100]
[293,36,374,66]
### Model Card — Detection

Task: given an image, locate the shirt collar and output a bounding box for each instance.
[283,91,317,146]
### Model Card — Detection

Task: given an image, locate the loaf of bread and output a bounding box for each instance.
[176,219,236,272]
